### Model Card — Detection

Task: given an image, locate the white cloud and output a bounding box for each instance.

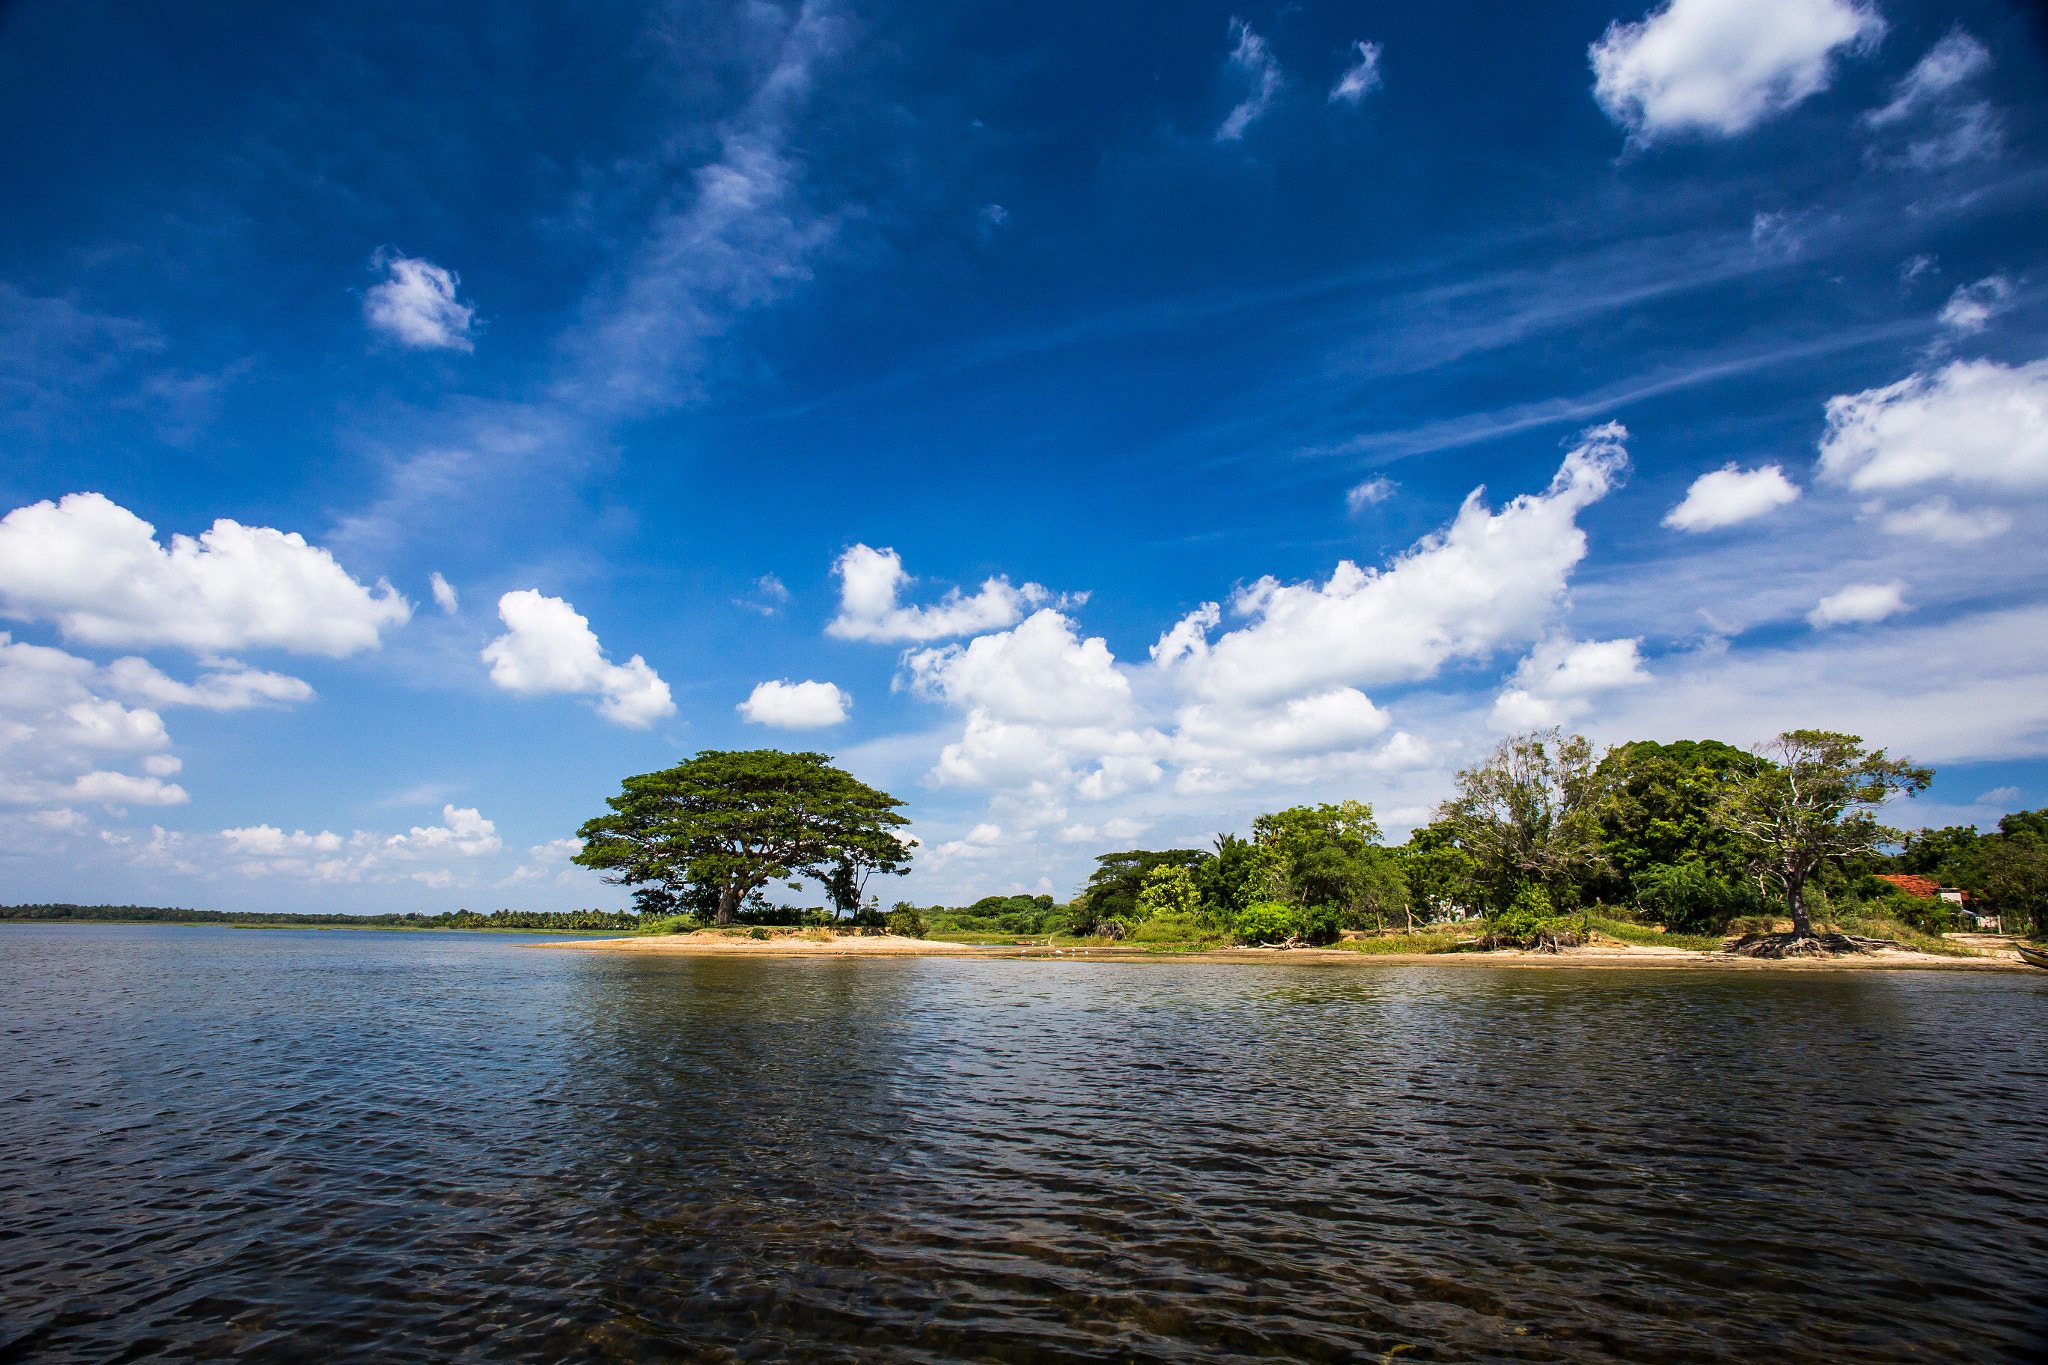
[1817,359,2048,492]
[1866,29,1990,127]
[1977,785,2021,805]
[364,253,476,352]
[567,3,846,414]
[1662,463,1801,531]
[894,440,1621,816]
[0,492,411,656]
[1809,580,1908,627]
[1938,275,2014,335]
[386,804,503,857]
[1216,18,1284,142]
[219,806,503,886]
[1490,636,1652,729]
[1590,0,1883,140]
[1596,604,2048,764]
[738,678,849,728]
[1154,426,1628,706]
[102,656,313,710]
[826,544,1054,642]
[0,632,191,812]
[1328,41,1383,105]
[481,590,675,728]
[1345,477,1397,513]
[72,770,188,807]
[430,572,460,614]
[736,573,789,617]
[1861,30,2000,169]
[1876,496,2011,545]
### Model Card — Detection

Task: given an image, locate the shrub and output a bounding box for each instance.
[1234,900,1297,944]
[1634,861,1752,933]
[886,904,927,939]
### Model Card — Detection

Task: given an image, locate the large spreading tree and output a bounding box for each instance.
[1715,730,1932,946]
[573,750,915,925]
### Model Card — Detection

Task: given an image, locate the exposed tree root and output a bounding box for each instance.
[1474,929,1586,953]
[1723,931,1900,959]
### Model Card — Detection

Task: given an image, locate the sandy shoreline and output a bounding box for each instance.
[540,930,2040,971]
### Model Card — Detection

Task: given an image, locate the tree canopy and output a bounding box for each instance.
[573,750,914,924]
[1715,730,1932,939]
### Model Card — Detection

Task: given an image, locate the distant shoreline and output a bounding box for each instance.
[1,920,634,936]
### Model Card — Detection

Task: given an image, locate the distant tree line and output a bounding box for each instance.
[0,904,647,931]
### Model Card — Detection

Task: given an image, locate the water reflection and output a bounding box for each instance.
[1,928,2044,1362]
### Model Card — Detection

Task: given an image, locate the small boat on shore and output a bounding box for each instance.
[2017,945,2048,970]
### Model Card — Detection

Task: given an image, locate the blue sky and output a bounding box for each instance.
[3,0,2046,911]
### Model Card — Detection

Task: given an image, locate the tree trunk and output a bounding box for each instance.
[1788,876,1812,938]
[716,884,738,926]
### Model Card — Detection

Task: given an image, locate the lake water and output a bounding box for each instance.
[2,924,2045,1363]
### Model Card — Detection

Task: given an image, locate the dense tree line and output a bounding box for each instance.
[0,904,647,931]
[912,726,2044,949]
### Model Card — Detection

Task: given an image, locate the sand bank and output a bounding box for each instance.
[540,929,978,956]
[540,930,2039,970]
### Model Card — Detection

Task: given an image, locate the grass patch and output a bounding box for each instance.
[1585,916,1725,952]
[1337,931,1466,954]
[1827,913,1982,957]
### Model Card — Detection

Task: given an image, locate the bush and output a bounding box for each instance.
[886,904,927,939]
[1634,861,1752,934]
[1234,901,1297,944]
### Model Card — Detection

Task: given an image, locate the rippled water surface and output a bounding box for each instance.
[3,925,2046,1363]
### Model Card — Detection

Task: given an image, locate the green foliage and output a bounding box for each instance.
[886,903,927,938]
[574,749,914,925]
[1584,915,1728,952]
[1433,729,1607,911]
[1396,827,1480,921]
[1896,824,1981,877]
[1082,848,1210,926]
[1195,833,1265,918]
[1135,864,1201,923]
[1950,822,2048,935]
[1487,885,1562,941]
[1716,730,1933,935]
[1233,900,1297,944]
[1591,739,1754,901]
[1632,860,1755,934]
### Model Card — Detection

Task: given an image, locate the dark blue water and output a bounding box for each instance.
[2,924,2044,1363]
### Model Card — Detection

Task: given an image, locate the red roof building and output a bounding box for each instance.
[1876,874,1941,899]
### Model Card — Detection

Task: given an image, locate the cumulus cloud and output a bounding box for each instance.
[1153,425,1629,707]
[1875,496,2011,545]
[386,805,503,857]
[0,633,209,812]
[1817,359,2048,492]
[0,492,411,655]
[1217,18,1284,142]
[364,253,476,351]
[1809,580,1908,627]
[1345,477,1397,513]
[826,544,1055,642]
[430,572,460,613]
[1662,463,1801,531]
[1490,636,1652,729]
[737,678,849,728]
[894,438,1623,814]
[1938,276,2014,335]
[219,805,503,886]
[1862,29,1999,169]
[1590,0,1883,141]
[1329,41,1383,105]
[481,590,674,727]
